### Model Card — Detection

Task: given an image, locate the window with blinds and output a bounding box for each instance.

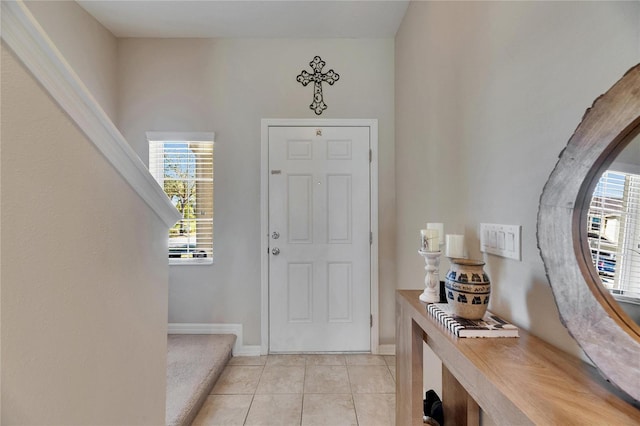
[148,133,214,264]
[588,170,640,299]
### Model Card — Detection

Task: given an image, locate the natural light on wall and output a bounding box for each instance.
[588,170,640,299]
[147,132,214,265]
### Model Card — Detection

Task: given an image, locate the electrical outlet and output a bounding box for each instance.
[480,223,521,261]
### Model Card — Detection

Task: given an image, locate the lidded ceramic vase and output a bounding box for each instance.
[444,259,491,320]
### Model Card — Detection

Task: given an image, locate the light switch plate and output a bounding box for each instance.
[480,223,521,261]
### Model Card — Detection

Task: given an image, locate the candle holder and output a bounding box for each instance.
[418,249,441,303]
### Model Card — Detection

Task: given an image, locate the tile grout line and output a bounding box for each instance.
[242,393,255,426]
[345,360,359,425]
[300,358,307,426]
[301,357,308,425]
[244,360,265,425]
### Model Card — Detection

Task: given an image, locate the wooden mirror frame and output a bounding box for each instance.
[538,64,640,402]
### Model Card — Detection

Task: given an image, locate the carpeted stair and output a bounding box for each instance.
[166,334,236,426]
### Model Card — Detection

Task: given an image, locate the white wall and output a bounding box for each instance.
[395,0,639,420]
[24,0,119,121]
[1,45,169,425]
[116,38,396,346]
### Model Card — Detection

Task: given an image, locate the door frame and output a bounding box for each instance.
[260,118,379,355]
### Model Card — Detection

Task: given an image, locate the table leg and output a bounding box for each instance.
[396,299,425,426]
[442,365,480,426]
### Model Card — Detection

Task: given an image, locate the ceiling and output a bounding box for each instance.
[76,1,410,39]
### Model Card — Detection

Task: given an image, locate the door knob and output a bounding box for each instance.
[272,231,280,239]
[271,247,280,255]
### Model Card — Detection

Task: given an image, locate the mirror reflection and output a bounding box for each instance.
[588,132,640,325]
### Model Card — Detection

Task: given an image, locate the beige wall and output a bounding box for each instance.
[24,0,119,121]
[116,38,396,346]
[395,0,639,420]
[1,45,168,425]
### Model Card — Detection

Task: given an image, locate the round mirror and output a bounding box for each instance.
[538,64,640,403]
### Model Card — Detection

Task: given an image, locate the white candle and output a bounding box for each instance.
[426,223,444,248]
[420,229,429,251]
[445,234,465,258]
[421,229,439,252]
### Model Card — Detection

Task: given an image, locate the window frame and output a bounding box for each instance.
[147,131,215,266]
[587,169,640,300]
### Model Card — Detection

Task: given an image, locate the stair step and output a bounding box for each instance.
[166,334,236,426]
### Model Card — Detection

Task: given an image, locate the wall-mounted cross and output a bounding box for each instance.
[296,56,340,115]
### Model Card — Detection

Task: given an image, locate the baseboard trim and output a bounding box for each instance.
[168,322,391,358]
[167,323,261,356]
[234,345,262,357]
[378,344,396,356]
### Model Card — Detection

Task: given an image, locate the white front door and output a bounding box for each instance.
[268,126,371,352]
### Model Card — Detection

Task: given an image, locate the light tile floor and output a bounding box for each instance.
[192,354,396,426]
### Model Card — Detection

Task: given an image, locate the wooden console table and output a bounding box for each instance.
[396,290,640,425]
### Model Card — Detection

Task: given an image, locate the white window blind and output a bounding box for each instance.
[149,137,214,264]
[588,170,640,299]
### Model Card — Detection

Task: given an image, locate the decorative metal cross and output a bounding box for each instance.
[296,56,340,115]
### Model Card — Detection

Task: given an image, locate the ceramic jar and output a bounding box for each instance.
[444,259,491,320]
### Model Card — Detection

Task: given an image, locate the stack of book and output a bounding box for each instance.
[427,303,519,338]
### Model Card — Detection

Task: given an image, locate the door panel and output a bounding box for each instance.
[268,126,370,352]
[287,263,313,322]
[287,174,313,243]
[328,262,352,322]
[327,174,352,243]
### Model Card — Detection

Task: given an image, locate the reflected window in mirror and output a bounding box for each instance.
[588,170,640,300]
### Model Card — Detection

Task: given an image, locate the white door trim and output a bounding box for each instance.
[260,118,379,355]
